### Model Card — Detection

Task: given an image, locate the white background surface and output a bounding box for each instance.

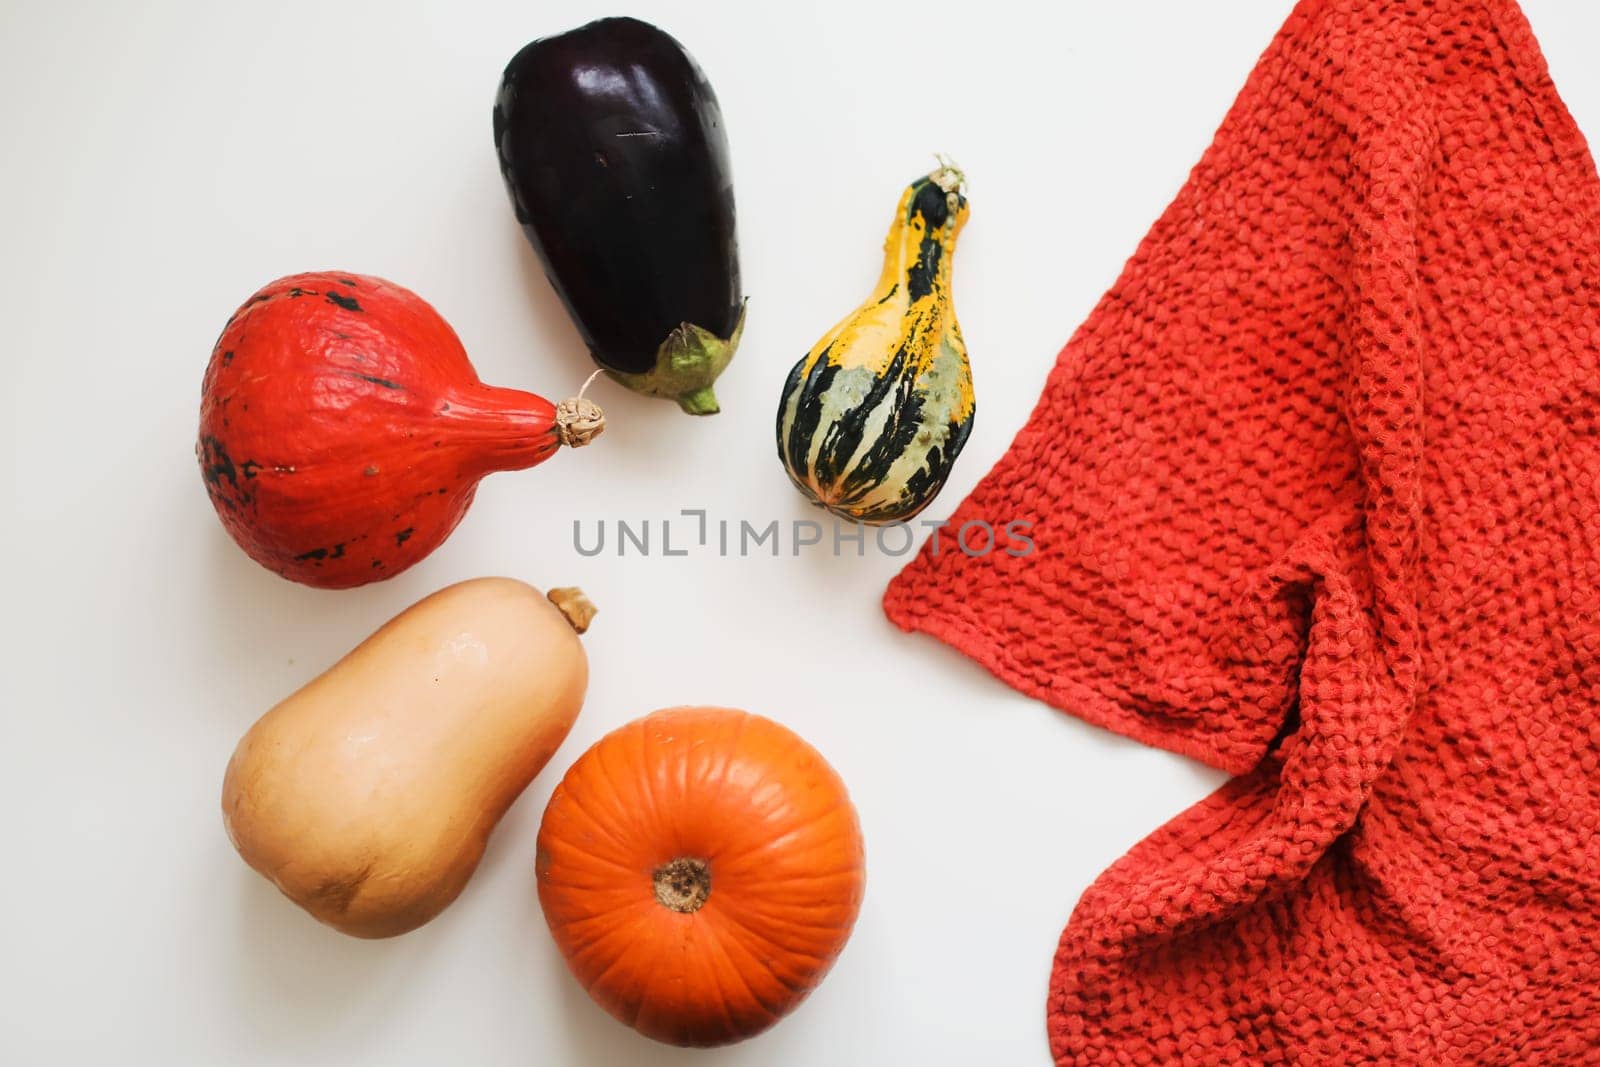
[5,2,1599,1063]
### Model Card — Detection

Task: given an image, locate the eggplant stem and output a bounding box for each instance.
[676,387,721,416]
[602,302,746,416]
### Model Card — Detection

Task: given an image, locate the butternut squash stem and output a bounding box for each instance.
[653,857,711,913]
[546,587,598,634]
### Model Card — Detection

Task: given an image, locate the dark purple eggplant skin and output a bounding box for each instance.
[494,17,742,383]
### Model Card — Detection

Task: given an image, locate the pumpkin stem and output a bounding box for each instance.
[653,857,711,913]
[547,587,598,634]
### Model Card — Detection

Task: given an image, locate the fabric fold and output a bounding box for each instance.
[884,0,1600,1061]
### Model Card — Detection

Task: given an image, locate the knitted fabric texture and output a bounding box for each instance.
[883,0,1600,1063]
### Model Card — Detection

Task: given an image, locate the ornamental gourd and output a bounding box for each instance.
[197,272,603,588]
[776,163,974,523]
[535,707,866,1047]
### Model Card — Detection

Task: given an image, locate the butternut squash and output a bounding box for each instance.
[221,578,592,938]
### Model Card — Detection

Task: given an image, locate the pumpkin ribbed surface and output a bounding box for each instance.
[535,707,865,1047]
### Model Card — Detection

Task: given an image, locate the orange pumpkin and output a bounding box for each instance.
[534,706,866,1046]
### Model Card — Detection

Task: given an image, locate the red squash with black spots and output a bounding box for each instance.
[197,272,601,588]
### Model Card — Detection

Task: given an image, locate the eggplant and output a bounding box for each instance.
[494,17,745,416]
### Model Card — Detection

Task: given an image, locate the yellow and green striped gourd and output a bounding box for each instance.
[776,163,974,524]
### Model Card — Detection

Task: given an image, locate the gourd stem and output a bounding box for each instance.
[556,371,606,447]
[930,153,966,197]
[547,587,597,634]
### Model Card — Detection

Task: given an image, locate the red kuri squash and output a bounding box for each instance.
[535,707,866,1046]
[197,272,603,588]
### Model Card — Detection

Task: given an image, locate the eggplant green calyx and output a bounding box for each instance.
[605,301,747,416]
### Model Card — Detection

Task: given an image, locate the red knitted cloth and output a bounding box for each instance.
[883,1,1600,1062]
